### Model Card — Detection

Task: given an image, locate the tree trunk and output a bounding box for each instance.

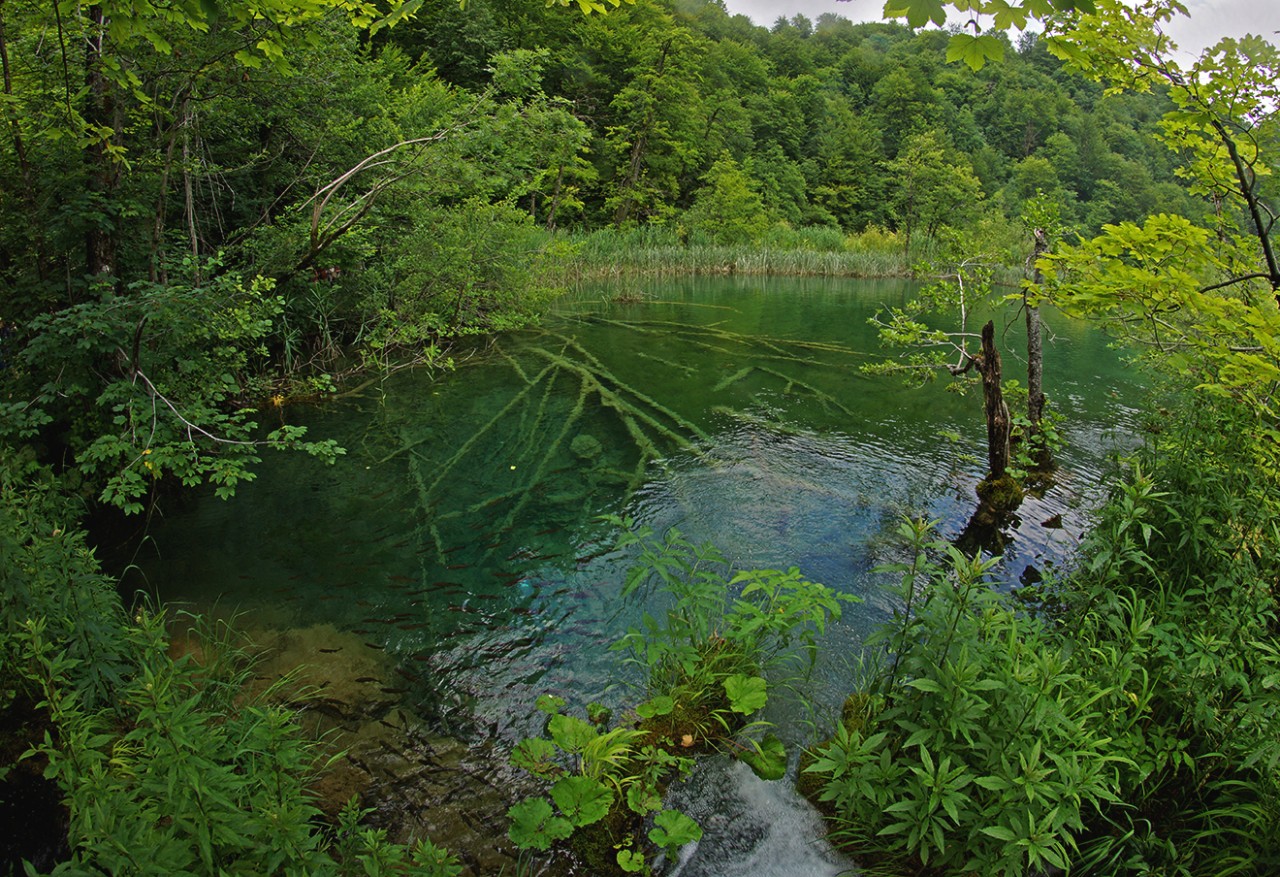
[978,319,1010,481]
[1026,227,1048,437]
[85,4,119,282]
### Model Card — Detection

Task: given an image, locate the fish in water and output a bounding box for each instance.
[318,647,342,654]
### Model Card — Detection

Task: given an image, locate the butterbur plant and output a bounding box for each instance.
[506,695,699,875]
[607,516,851,754]
[508,520,849,873]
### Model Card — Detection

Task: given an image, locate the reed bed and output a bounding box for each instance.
[548,225,915,281]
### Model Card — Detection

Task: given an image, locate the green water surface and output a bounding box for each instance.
[129,275,1142,738]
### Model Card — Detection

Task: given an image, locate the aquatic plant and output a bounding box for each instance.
[508,519,851,874]
[506,694,699,874]
[557,226,914,281]
[609,516,851,753]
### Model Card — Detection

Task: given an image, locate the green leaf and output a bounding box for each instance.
[981,824,1018,842]
[547,714,597,752]
[946,33,1006,71]
[550,775,613,827]
[626,781,662,815]
[905,677,943,693]
[616,849,645,872]
[636,695,675,718]
[883,0,947,28]
[724,674,768,714]
[649,809,702,851]
[511,738,559,778]
[536,694,566,715]
[741,734,787,782]
[507,799,572,851]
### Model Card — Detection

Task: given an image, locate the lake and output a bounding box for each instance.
[123,274,1144,875]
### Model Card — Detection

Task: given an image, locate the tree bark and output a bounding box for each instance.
[978,319,1010,481]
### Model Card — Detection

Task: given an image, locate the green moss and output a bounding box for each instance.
[976,473,1023,512]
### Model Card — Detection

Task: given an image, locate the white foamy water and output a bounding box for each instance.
[665,758,856,877]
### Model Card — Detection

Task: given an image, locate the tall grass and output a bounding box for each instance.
[553,225,915,281]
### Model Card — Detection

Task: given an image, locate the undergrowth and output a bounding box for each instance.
[806,393,1280,875]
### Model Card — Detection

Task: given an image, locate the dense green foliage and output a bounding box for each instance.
[0,462,465,875]
[506,521,848,874]
[0,0,1201,511]
[4,0,1280,872]
[805,7,1280,873]
[807,390,1280,875]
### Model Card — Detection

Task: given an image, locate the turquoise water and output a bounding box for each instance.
[127,275,1143,872]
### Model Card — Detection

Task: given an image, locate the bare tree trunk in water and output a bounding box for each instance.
[978,319,1011,482]
[957,319,1020,549]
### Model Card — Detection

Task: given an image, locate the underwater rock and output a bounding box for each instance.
[570,433,603,460]
[247,624,400,722]
[315,708,556,876]
[242,623,570,876]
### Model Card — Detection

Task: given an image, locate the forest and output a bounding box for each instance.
[1,0,1278,873]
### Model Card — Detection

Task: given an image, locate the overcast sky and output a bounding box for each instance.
[720,0,1280,60]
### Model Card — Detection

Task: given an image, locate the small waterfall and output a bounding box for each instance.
[664,758,855,877]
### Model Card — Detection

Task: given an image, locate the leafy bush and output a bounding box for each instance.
[373,198,562,346]
[1060,401,1280,874]
[0,462,128,709]
[0,262,342,513]
[13,609,463,877]
[810,393,1280,875]
[807,518,1121,875]
[0,462,461,877]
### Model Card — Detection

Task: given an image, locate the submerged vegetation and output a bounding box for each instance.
[2,0,1280,872]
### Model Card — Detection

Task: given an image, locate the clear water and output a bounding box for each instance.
[126,275,1144,874]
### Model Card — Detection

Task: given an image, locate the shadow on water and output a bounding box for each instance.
[116,275,1144,875]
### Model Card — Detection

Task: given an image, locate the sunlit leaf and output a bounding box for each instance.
[946,33,1006,71]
